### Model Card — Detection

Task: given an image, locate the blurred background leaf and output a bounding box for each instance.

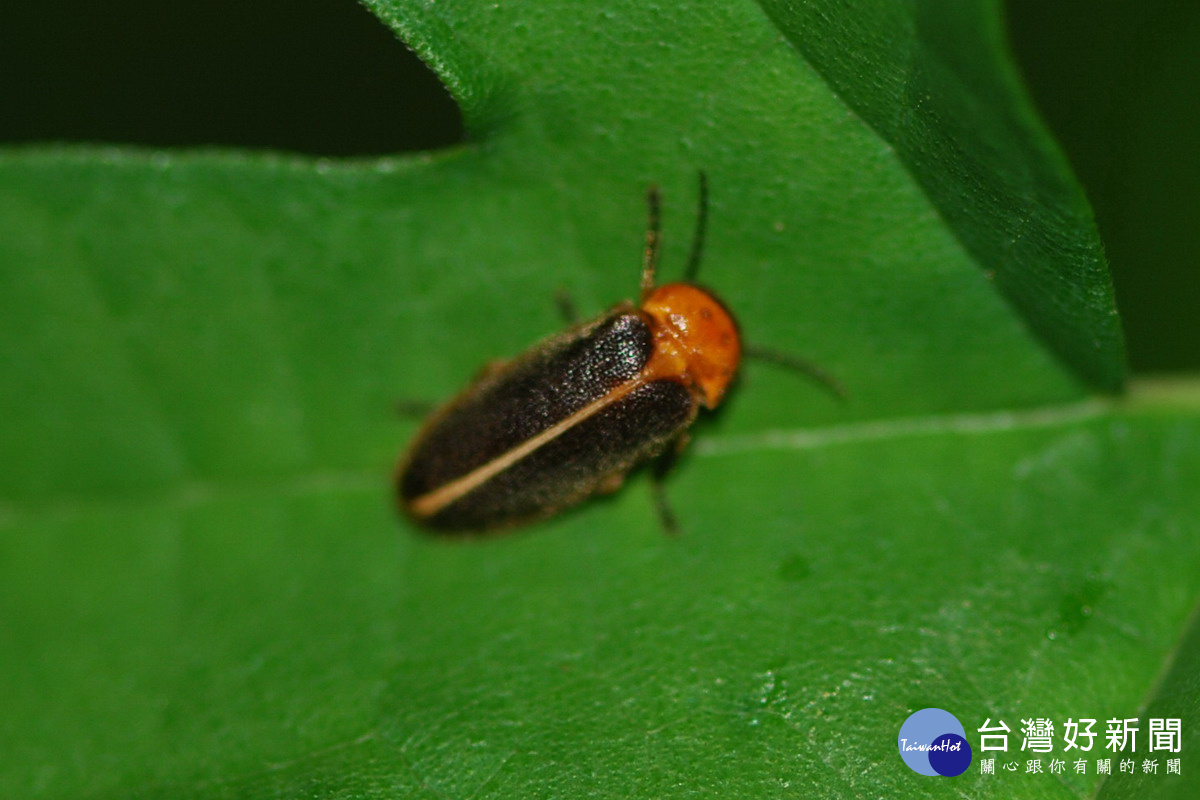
[1007,0,1200,373]
[5,0,1195,373]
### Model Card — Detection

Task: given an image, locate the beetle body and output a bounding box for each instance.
[398,280,740,532]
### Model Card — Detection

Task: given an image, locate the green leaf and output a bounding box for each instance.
[756,0,1125,391]
[0,1,1193,799]
[1008,0,1200,373]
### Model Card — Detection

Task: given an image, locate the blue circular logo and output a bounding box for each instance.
[898,708,972,776]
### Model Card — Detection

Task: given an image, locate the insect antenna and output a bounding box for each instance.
[742,344,849,401]
[682,170,709,283]
[640,185,663,301]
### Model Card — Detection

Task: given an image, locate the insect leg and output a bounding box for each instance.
[640,184,663,301]
[554,287,580,325]
[395,399,436,418]
[648,434,691,536]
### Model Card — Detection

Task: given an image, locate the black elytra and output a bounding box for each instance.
[399,306,697,530]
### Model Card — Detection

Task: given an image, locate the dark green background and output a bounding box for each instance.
[2,0,1196,373]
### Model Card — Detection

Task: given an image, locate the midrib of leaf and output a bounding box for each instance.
[3,378,1195,529]
[698,395,1111,458]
